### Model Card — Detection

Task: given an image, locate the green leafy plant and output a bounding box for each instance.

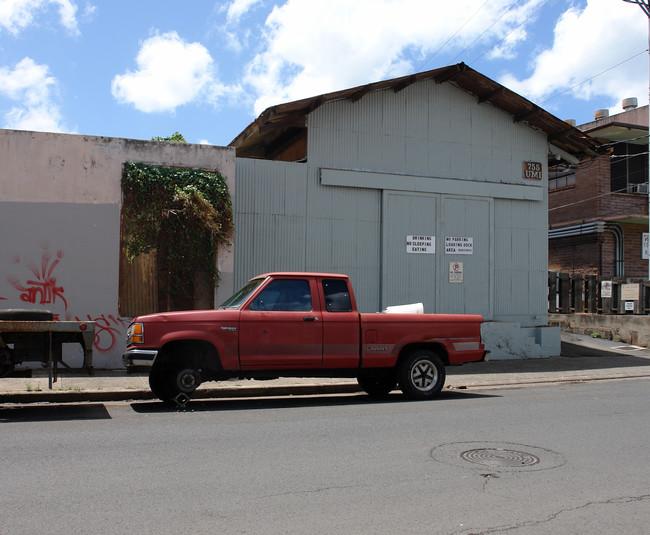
[121,162,233,308]
[25,382,42,392]
[151,132,187,143]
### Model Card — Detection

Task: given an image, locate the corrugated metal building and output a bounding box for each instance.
[230,63,598,358]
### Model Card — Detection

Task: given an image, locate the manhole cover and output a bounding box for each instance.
[460,448,540,468]
[431,441,566,472]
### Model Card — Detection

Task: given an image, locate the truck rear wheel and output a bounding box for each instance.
[398,350,445,400]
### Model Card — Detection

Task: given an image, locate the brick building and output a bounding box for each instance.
[548,101,649,278]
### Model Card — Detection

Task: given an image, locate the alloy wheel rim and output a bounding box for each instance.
[411,359,437,391]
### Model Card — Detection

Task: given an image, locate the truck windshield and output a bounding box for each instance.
[218,278,265,309]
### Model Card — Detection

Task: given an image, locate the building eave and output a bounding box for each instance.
[230,62,600,162]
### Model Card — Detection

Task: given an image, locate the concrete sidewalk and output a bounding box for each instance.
[1,332,650,404]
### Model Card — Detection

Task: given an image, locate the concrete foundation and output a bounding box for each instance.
[481,321,561,359]
[549,313,650,347]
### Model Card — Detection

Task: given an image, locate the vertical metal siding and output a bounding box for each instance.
[382,192,438,312]
[438,196,491,316]
[236,77,550,325]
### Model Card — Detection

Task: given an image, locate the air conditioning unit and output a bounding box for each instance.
[630,183,648,194]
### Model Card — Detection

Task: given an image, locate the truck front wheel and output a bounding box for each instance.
[398,350,445,400]
[149,360,202,406]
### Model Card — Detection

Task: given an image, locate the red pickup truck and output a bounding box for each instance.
[123,272,486,405]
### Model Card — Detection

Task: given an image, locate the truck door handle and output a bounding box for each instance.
[303,316,318,322]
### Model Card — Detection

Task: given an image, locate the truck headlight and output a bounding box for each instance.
[127,322,144,344]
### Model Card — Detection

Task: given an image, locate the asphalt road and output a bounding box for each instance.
[1,378,649,534]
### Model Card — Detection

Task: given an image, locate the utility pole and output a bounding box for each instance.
[622,1,650,278]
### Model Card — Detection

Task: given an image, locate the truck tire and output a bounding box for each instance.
[0,348,15,378]
[398,350,446,400]
[149,364,202,405]
[0,309,54,321]
[148,366,178,403]
[148,343,210,405]
[357,374,397,399]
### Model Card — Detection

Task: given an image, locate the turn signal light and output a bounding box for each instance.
[129,322,144,344]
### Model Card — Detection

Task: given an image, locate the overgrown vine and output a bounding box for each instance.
[121,162,233,306]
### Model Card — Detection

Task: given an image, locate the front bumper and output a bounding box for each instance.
[122,348,158,368]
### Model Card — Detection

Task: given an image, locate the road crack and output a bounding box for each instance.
[451,494,650,534]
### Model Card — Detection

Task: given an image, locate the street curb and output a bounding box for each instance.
[4,374,650,404]
[0,383,363,405]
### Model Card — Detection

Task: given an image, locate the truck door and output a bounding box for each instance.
[239,278,323,368]
[320,278,360,368]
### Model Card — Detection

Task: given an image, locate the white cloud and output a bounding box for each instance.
[242,0,544,114]
[0,0,80,35]
[225,0,263,23]
[500,0,648,111]
[111,31,244,113]
[0,57,66,132]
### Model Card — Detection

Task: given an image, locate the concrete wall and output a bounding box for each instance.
[0,129,235,368]
[549,313,650,347]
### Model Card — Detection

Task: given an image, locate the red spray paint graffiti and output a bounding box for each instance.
[4,244,129,354]
[75,314,128,353]
[7,247,68,310]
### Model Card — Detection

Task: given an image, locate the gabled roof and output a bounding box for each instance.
[230,62,600,161]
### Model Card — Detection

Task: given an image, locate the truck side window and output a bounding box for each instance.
[322,280,352,312]
[249,279,312,312]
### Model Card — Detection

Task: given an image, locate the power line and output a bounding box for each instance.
[549,181,649,211]
[469,0,555,65]
[597,133,650,149]
[416,0,491,71]
[549,152,650,212]
[451,0,524,63]
[540,49,649,105]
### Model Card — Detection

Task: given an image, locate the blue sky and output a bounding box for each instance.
[0,0,647,146]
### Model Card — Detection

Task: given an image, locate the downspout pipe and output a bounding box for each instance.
[549,221,624,277]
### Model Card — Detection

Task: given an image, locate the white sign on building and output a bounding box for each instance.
[406,235,435,254]
[601,281,612,299]
[643,233,649,260]
[445,236,473,255]
[449,262,463,283]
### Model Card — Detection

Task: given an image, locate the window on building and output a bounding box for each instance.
[611,143,648,193]
[549,169,576,191]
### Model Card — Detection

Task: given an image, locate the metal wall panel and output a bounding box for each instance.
[438,196,492,317]
[237,77,551,326]
[234,159,309,285]
[235,159,382,312]
[382,192,438,312]
[492,198,548,321]
[304,165,382,312]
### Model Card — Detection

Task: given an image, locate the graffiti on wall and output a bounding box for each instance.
[7,246,68,310]
[3,243,128,353]
[75,314,128,353]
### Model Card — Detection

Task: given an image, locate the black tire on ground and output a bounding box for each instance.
[0,309,54,321]
[148,347,204,404]
[148,365,178,402]
[0,348,15,378]
[357,374,398,399]
[397,350,446,400]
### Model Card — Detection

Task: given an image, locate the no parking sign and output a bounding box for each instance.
[449,262,463,283]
